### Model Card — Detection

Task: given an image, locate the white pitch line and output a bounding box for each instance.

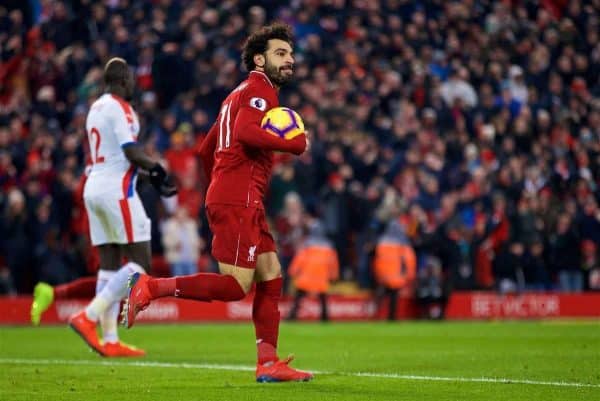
[348,372,600,388]
[1,358,599,389]
[0,358,255,372]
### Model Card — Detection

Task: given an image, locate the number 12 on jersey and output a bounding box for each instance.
[89,127,105,164]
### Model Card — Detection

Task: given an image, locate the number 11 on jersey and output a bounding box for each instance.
[218,102,232,150]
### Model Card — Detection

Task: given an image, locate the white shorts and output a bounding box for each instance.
[84,192,151,246]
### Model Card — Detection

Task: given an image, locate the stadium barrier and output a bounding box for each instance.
[1,292,598,324]
[445,292,600,319]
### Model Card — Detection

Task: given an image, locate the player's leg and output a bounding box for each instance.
[31,277,98,325]
[30,282,55,326]
[71,243,146,356]
[124,261,252,329]
[76,193,126,324]
[90,192,154,351]
[55,277,98,298]
[96,242,149,339]
[95,241,148,356]
[252,210,284,365]
[96,269,117,343]
[121,240,151,271]
[69,244,122,355]
[254,251,313,382]
[253,251,283,364]
[83,244,128,322]
[123,205,256,327]
[148,260,253,300]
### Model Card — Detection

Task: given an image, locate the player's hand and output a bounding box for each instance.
[149,163,178,197]
[303,131,311,153]
[159,174,178,197]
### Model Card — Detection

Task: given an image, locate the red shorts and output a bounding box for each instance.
[206,204,276,269]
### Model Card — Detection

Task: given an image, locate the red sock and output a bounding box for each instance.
[253,277,282,365]
[54,277,98,299]
[148,273,245,302]
[148,277,176,298]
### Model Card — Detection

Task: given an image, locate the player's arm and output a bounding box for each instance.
[113,102,157,171]
[113,104,176,196]
[122,144,157,170]
[122,144,177,197]
[235,107,306,155]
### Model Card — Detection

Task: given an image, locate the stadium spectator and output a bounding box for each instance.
[580,240,599,291]
[415,256,448,320]
[373,220,417,320]
[493,240,526,294]
[522,236,552,291]
[549,213,583,292]
[440,67,478,108]
[162,207,201,277]
[287,220,339,322]
[320,172,352,279]
[273,191,305,292]
[0,188,29,292]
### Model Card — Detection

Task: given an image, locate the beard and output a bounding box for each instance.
[264,60,293,87]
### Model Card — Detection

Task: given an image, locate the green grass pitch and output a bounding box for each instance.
[1,321,599,401]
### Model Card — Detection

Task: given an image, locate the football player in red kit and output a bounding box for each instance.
[123,23,313,382]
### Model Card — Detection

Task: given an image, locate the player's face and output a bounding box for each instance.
[263,39,294,87]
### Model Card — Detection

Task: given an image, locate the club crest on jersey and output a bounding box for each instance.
[250,97,267,111]
[248,245,257,262]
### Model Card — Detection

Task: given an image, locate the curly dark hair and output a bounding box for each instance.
[241,23,294,72]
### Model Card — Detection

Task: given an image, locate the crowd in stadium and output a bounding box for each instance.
[1,0,599,297]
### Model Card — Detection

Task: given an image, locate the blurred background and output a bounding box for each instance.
[1,0,599,319]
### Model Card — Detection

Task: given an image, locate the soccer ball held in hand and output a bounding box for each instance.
[261,107,305,140]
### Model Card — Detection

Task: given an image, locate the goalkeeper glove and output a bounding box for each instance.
[149,163,177,197]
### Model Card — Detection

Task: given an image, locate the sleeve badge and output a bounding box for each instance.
[250,97,267,111]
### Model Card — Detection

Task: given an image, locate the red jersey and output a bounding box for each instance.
[198,71,306,209]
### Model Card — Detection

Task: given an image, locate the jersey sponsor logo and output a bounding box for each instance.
[248,245,257,262]
[250,97,267,111]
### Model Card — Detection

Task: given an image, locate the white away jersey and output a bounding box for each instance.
[85,93,140,177]
[84,93,140,196]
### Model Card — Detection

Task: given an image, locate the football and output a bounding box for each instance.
[261,107,305,139]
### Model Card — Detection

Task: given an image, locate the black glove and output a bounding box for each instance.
[149,163,178,197]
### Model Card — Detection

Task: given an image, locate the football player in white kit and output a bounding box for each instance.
[67,57,177,356]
